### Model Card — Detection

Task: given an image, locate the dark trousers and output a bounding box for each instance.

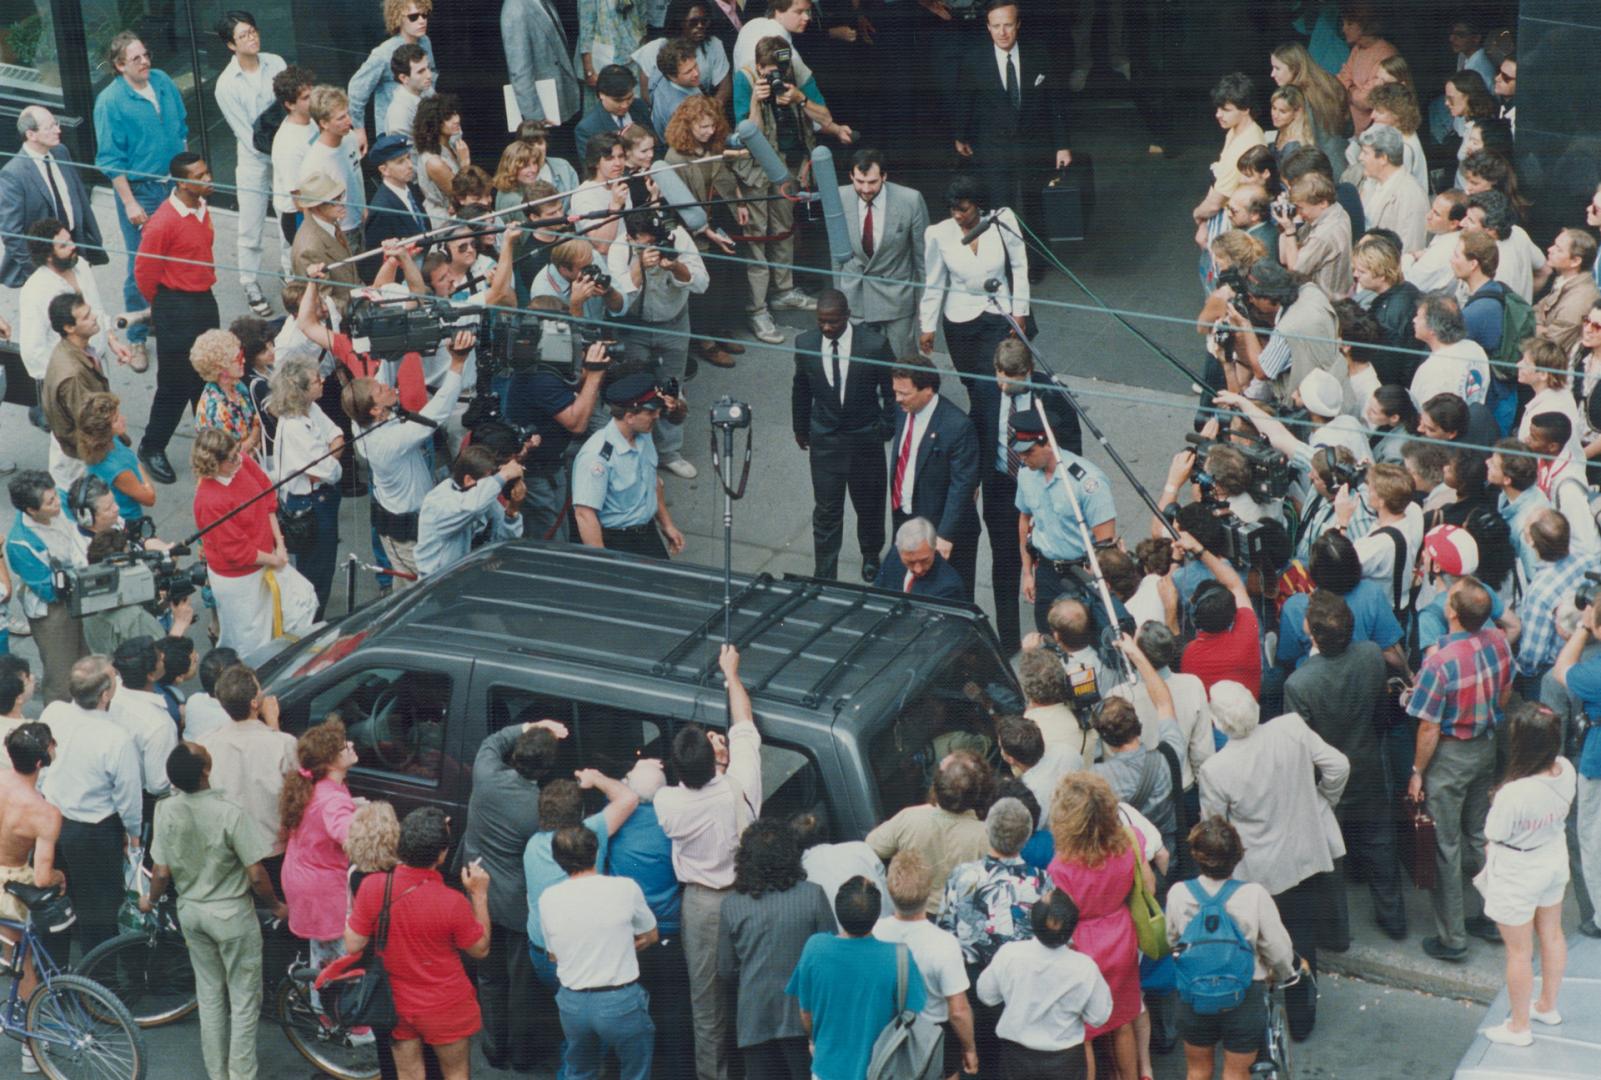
[603,524,669,559]
[1273,871,1336,1040]
[981,469,1025,653]
[639,935,695,1080]
[283,485,342,620]
[58,814,125,954]
[478,924,540,1071]
[942,313,1014,403]
[740,1036,810,1080]
[808,433,889,579]
[894,509,978,599]
[1032,555,1094,635]
[1343,808,1406,935]
[1000,1038,1088,1080]
[971,158,1050,249]
[142,286,217,454]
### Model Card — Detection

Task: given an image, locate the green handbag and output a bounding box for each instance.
[1126,829,1167,961]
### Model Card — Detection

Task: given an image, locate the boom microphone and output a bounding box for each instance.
[960,211,999,246]
[647,163,709,232]
[810,146,851,265]
[735,120,792,187]
[394,407,441,429]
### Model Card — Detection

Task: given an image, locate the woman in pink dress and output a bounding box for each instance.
[1049,772,1153,1080]
[279,719,360,972]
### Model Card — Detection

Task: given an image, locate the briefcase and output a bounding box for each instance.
[0,342,37,410]
[1041,155,1096,242]
[1401,793,1437,891]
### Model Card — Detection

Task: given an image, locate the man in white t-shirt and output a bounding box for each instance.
[1404,191,1469,294]
[539,825,658,1078]
[382,44,433,138]
[269,68,316,277]
[874,851,978,1079]
[1410,293,1489,409]
[1464,190,1545,303]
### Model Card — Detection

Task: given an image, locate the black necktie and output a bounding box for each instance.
[41,154,67,224]
[1003,393,1022,477]
[1006,54,1020,109]
[831,339,844,405]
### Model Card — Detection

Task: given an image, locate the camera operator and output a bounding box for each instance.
[298,259,430,414]
[606,210,709,481]
[415,445,529,579]
[572,373,688,559]
[1158,417,1279,527]
[4,471,87,703]
[531,238,627,329]
[1214,383,1371,487]
[411,224,521,395]
[341,328,476,588]
[1215,258,1341,409]
[79,528,196,657]
[1294,446,1361,564]
[1009,410,1117,636]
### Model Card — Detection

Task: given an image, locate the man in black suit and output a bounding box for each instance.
[362,133,433,282]
[874,517,967,600]
[573,65,652,163]
[793,290,898,581]
[971,338,1082,653]
[953,0,1070,279]
[888,354,980,597]
[0,107,105,289]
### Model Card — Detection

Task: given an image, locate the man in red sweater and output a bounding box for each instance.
[1177,530,1263,699]
[133,151,218,486]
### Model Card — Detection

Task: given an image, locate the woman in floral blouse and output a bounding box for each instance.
[190,328,261,460]
[578,0,646,90]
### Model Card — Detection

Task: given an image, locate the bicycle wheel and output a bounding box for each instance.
[1262,987,1293,1080]
[25,972,146,1080]
[274,974,380,1080]
[75,931,197,1028]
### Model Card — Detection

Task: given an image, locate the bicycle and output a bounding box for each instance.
[0,881,146,1080]
[1251,966,1309,1080]
[75,897,377,1080]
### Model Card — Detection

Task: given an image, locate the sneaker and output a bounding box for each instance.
[126,342,150,374]
[1480,1023,1532,1047]
[7,612,30,637]
[1579,918,1601,939]
[661,458,698,479]
[1466,915,1502,943]
[244,282,272,317]
[749,312,785,344]
[770,288,817,311]
[20,1046,39,1074]
[1530,1006,1563,1026]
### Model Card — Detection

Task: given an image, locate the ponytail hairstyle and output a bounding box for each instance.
[279,718,349,835]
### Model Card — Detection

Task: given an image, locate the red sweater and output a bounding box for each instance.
[134,198,217,301]
[194,455,277,578]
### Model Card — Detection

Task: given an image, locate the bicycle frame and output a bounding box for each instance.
[0,915,82,1050]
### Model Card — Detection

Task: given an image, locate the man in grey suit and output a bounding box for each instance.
[835,148,928,362]
[0,107,105,290]
[501,0,582,132]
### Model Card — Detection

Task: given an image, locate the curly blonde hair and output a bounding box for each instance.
[344,800,401,872]
[1050,772,1131,870]
[75,392,122,464]
[190,328,242,384]
[383,0,432,35]
[664,95,729,155]
[190,428,239,479]
[267,354,322,419]
[492,139,544,193]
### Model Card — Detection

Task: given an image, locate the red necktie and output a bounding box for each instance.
[862,201,875,258]
[891,411,915,509]
[903,569,915,592]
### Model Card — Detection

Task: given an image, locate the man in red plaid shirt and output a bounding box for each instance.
[1405,578,1513,962]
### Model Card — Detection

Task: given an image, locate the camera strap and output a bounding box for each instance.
[1374,526,1409,615]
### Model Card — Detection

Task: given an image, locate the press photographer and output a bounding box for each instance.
[415,445,530,579]
[1213,257,1340,408]
[606,210,709,480]
[531,239,627,333]
[78,528,197,656]
[4,471,87,703]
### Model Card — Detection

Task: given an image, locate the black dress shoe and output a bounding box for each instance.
[861,556,881,583]
[1376,917,1408,942]
[1421,936,1469,962]
[1579,919,1601,939]
[1466,915,1502,943]
[139,448,177,485]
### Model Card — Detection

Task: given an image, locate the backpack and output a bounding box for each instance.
[1173,879,1257,1016]
[252,100,287,156]
[1485,284,1537,383]
[865,944,945,1080]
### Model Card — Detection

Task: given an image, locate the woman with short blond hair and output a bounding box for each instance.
[192,328,261,460]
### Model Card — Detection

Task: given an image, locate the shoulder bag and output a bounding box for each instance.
[865,942,945,1080]
[313,872,419,1029]
[1125,827,1167,961]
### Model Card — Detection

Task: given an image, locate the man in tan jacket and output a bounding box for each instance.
[1535,228,1601,354]
[289,170,362,318]
[41,292,111,490]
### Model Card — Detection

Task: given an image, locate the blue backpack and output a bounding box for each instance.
[1173,879,1256,1015]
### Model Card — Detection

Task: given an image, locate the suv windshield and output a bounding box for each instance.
[868,640,1022,819]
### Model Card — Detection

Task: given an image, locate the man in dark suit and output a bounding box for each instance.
[874,517,967,600]
[953,0,1070,279]
[971,338,1082,653]
[361,133,433,282]
[0,107,105,289]
[573,65,652,163]
[888,354,980,597]
[793,290,898,582]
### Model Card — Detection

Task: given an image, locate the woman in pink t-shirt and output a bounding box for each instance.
[280,719,360,968]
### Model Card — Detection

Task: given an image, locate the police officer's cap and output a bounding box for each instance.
[1008,409,1050,452]
[605,373,663,410]
[366,133,414,166]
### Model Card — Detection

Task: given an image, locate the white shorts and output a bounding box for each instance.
[1475,848,1569,926]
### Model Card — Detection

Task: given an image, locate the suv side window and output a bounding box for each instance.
[758,742,826,829]
[488,687,581,777]
[305,667,454,784]
[571,703,664,778]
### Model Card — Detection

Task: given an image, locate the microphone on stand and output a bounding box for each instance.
[961,210,1001,246]
[394,407,441,429]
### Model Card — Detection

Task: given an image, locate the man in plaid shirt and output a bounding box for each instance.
[1406,578,1512,962]
[1516,510,1601,684]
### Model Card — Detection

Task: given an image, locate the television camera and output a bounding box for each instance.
[54,545,208,620]
[1184,430,1294,505]
[347,293,476,358]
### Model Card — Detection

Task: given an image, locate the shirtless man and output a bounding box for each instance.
[0,722,64,1000]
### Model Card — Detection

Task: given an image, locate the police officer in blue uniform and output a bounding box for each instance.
[1011,409,1118,633]
[571,372,687,558]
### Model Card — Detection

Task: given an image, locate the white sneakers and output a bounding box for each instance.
[1480,1023,1532,1047]
[662,458,698,480]
[1530,1005,1563,1026]
[749,312,785,344]
[770,288,817,311]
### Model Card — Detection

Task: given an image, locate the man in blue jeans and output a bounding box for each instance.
[91,30,187,374]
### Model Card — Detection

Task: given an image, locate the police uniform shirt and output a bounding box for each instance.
[1013,450,1115,562]
[572,420,659,528]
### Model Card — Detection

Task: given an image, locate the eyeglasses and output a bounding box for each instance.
[405,10,427,20]
[1585,318,1601,331]
[234,25,260,41]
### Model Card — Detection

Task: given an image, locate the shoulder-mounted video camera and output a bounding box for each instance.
[54,546,208,619]
[1184,431,1294,504]
[348,294,478,358]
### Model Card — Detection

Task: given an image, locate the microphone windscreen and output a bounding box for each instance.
[735,120,791,186]
[810,146,851,265]
[648,164,708,232]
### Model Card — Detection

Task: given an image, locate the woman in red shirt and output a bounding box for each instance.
[191,428,316,655]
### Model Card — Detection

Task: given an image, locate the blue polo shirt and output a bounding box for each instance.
[1276,579,1403,669]
[607,806,681,936]
[1415,575,1504,653]
[572,421,658,528]
[1014,452,1116,562]
[523,811,609,949]
[93,71,188,186]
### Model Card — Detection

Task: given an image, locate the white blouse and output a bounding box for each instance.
[919,208,1030,333]
[273,404,344,495]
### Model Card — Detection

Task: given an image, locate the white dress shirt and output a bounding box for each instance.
[356,373,464,514]
[895,395,940,514]
[39,701,143,839]
[653,722,763,888]
[273,405,344,494]
[214,52,286,158]
[539,873,656,989]
[19,263,109,379]
[110,686,179,796]
[195,718,298,857]
[993,43,1021,95]
[919,211,1030,333]
[976,938,1114,1052]
[21,144,73,230]
[820,323,853,401]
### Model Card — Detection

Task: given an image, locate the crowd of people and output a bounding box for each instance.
[0,1,1596,1079]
